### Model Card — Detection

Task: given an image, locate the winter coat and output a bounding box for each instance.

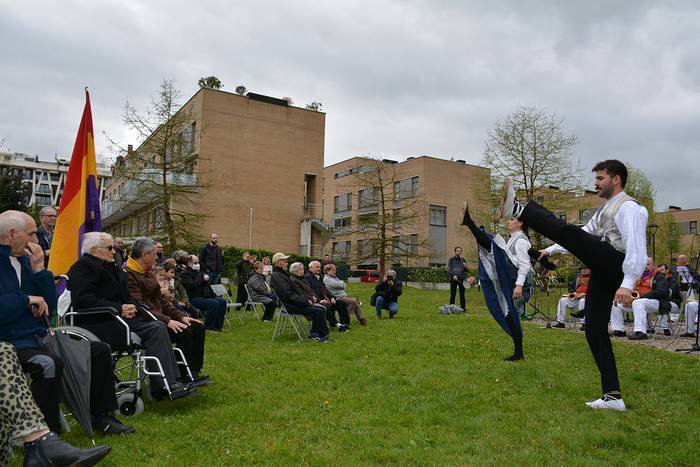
[199,243,224,274]
[126,260,185,324]
[270,266,310,312]
[247,272,275,304]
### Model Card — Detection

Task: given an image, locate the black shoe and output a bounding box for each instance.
[579,325,586,332]
[337,324,350,333]
[504,353,524,361]
[680,332,696,338]
[389,313,395,319]
[153,382,192,401]
[570,310,585,319]
[179,374,213,388]
[611,330,627,337]
[628,331,648,340]
[23,432,111,467]
[92,414,135,435]
[663,329,671,336]
[551,321,565,329]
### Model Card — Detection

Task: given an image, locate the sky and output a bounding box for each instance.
[1,0,698,210]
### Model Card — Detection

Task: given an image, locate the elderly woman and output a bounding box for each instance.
[0,342,111,466]
[247,261,278,321]
[323,263,367,325]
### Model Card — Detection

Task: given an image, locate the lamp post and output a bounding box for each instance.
[648,223,658,262]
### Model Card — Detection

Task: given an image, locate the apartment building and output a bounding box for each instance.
[102,88,327,255]
[323,156,491,268]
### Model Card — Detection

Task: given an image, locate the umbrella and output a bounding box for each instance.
[41,316,95,442]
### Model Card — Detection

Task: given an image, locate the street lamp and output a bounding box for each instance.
[648,223,658,262]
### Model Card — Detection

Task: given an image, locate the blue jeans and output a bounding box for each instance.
[375,296,398,317]
[191,297,227,330]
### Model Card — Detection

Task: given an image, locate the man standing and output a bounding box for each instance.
[113,237,126,267]
[36,206,56,268]
[236,251,253,306]
[199,233,223,285]
[155,242,165,267]
[447,247,468,311]
[500,160,647,411]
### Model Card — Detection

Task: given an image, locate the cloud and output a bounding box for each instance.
[1,0,698,209]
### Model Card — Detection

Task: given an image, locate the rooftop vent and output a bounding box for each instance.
[247,93,289,107]
[382,158,398,164]
[456,159,465,164]
[669,205,682,211]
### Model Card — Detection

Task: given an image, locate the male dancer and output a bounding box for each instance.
[500,160,648,411]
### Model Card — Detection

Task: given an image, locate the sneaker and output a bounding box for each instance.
[312,336,330,343]
[663,329,671,336]
[611,330,627,337]
[551,321,565,329]
[499,177,524,219]
[628,331,648,341]
[680,332,696,338]
[92,414,135,435]
[585,395,626,411]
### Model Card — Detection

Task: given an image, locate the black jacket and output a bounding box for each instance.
[447,255,468,282]
[236,259,253,285]
[68,253,134,312]
[374,278,403,302]
[305,271,334,300]
[36,225,52,268]
[180,267,216,299]
[270,266,309,311]
[670,265,699,292]
[199,243,223,274]
[640,271,671,314]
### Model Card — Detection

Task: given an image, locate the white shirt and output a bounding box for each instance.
[10,256,22,287]
[545,191,648,290]
[506,231,532,286]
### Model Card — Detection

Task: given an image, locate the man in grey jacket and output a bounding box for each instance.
[447,247,469,311]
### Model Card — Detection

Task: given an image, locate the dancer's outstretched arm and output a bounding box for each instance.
[461,204,491,251]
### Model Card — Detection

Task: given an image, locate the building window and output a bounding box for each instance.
[429,205,446,226]
[182,122,196,155]
[394,176,419,200]
[50,173,60,182]
[334,193,352,212]
[359,188,378,208]
[35,194,51,206]
[358,213,379,231]
[334,217,352,229]
[690,221,697,235]
[392,234,418,256]
[332,240,352,260]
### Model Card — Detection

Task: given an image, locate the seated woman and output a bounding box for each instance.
[1,342,111,467]
[323,263,367,325]
[247,261,278,321]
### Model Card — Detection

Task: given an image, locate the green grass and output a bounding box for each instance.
[35,285,700,465]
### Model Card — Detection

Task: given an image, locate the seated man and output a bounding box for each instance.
[305,260,350,332]
[126,238,210,386]
[373,270,403,319]
[323,262,367,325]
[68,232,194,399]
[0,211,133,435]
[552,265,589,329]
[269,252,330,342]
[179,254,227,331]
[1,342,112,467]
[627,257,671,340]
[247,260,278,322]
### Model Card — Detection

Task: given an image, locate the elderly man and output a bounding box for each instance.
[36,206,56,268]
[269,252,330,342]
[68,232,194,400]
[113,237,126,267]
[180,254,227,331]
[306,260,350,332]
[0,211,133,435]
[126,237,210,387]
[199,234,224,285]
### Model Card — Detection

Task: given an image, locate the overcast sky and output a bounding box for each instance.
[1,0,698,210]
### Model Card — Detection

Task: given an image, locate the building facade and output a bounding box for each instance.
[323,156,491,269]
[102,88,327,255]
[0,151,110,208]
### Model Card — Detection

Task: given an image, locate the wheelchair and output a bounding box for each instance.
[58,287,196,416]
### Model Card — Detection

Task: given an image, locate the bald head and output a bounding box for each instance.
[308,260,321,274]
[0,210,39,255]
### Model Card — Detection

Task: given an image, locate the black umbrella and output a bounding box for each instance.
[41,316,95,442]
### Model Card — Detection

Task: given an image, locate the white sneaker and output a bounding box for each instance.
[499,177,524,219]
[585,396,626,411]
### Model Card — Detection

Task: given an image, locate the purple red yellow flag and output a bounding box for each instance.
[48,89,101,276]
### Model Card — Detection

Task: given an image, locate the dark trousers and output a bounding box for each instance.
[288,303,329,338]
[262,301,277,321]
[190,297,227,330]
[236,284,248,307]
[521,201,624,394]
[449,280,466,310]
[208,272,221,285]
[17,342,117,433]
[168,321,206,375]
[322,300,350,326]
[127,319,181,388]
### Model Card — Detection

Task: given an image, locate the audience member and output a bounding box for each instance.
[269,253,330,342]
[125,237,210,387]
[261,256,273,281]
[306,260,350,332]
[155,242,165,267]
[447,246,468,311]
[68,232,193,399]
[0,342,112,467]
[180,254,227,331]
[0,212,134,435]
[373,270,403,319]
[199,233,224,285]
[163,259,199,318]
[627,257,671,340]
[236,251,253,306]
[113,237,127,268]
[36,206,56,268]
[247,261,278,321]
[552,265,589,329]
[323,263,367,325]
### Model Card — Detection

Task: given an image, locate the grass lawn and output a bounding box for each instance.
[37,284,700,465]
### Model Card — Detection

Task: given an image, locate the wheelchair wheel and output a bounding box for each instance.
[117,392,144,417]
[59,325,102,342]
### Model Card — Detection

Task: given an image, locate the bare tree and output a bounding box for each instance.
[107,79,206,249]
[333,158,431,276]
[483,106,580,201]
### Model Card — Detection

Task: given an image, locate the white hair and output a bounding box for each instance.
[289,262,304,274]
[0,210,31,239]
[81,232,113,255]
[39,206,57,216]
[386,269,397,278]
[308,260,321,268]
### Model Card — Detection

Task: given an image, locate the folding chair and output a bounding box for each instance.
[243,284,263,320]
[210,284,244,326]
[272,301,310,342]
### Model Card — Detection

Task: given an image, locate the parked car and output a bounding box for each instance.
[350,269,380,283]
